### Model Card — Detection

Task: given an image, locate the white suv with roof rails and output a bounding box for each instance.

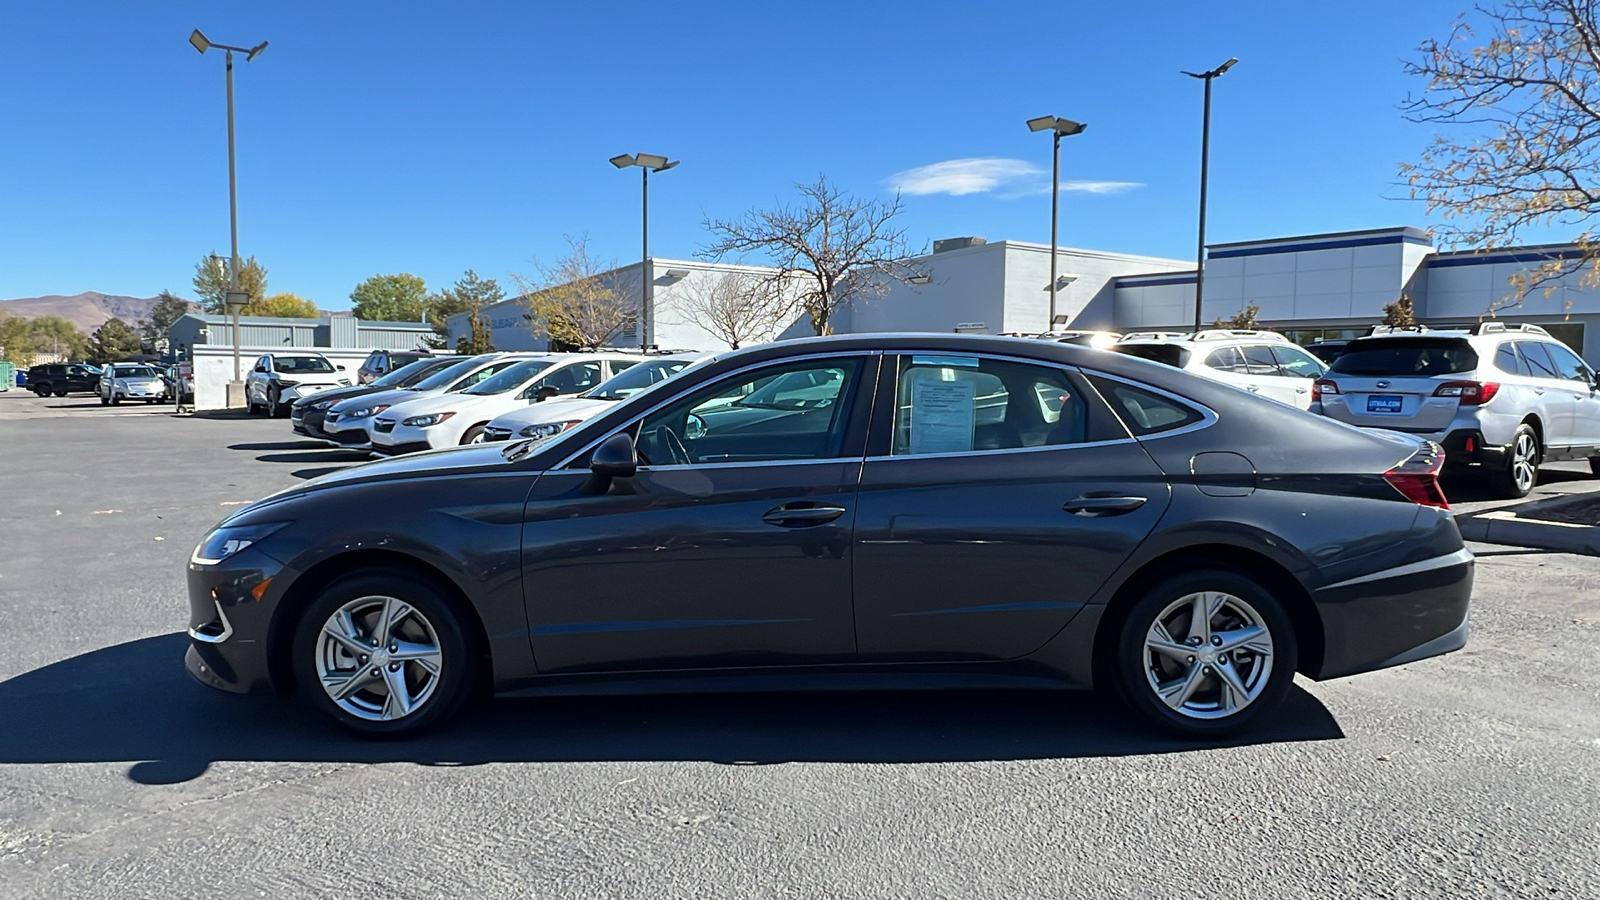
[1108,330,1329,409]
[1312,322,1600,498]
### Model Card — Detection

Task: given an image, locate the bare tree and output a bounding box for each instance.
[1401,1,1600,307]
[702,175,925,335]
[514,235,638,350]
[672,271,795,349]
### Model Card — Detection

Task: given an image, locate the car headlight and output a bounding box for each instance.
[518,420,582,439]
[402,412,456,427]
[191,522,291,566]
[344,404,388,419]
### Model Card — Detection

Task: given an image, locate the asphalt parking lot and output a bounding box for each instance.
[1,389,1598,898]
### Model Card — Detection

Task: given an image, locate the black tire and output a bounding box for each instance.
[1588,457,1600,479]
[99,394,108,406]
[267,389,283,418]
[1492,424,1540,499]
[1111,567,1298,739]
[53,389,66,397]
[110,394,120,406]
[291,571,478,738]
[460,424,486,445]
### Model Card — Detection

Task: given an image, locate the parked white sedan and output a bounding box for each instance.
[371,352,647,454]
[480,352,713,443]
[321,353,532,451]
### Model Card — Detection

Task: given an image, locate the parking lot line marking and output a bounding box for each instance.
[91,509,123,514]
[220,501,250,506]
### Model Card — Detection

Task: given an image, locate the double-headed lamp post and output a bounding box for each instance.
[1183,57,1237,332]
[609,153,679,350]
[1026,115,1087,332]
[189,28,267,396]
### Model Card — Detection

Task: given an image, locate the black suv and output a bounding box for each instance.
[27,363,101,397]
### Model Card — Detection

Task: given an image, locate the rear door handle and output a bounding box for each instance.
[1063,495,1147,516]
[762,504,847,527]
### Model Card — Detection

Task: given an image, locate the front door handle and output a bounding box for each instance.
[1245,385,1260,392]
[762,504,847,527]
[1063,495,1147,516]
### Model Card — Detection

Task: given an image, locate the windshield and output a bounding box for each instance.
[113,366,157,378]
[588,359,695,400]
[274,356,336,374]
[410,357,489,391]
[1111,344,1190,367]
[1330,338,1478,377]
[374,357,446,388]
[463,359,554,395]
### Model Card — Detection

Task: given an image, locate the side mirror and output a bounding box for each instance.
[535,385,561,402]
[590,432,637,479]
[336,364,347,371]
[254,365,267,373]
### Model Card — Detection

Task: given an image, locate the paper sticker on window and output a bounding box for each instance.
[909,377,977,454]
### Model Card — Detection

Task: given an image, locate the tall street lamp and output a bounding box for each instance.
[1026,115,1087,332]
[190,28,267,399]
[1183,57,1237,331]
[609,152,679,350]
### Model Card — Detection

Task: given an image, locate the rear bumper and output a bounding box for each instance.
[1438,429,1511,468]
[1311,546,1474,680]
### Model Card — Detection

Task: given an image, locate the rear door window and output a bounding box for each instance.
[1516,341,1561,379]
[1240,345,1283,376]
[1203,346,1245,373]
[1329,339,1478,376]
[1541,342,1592,383]
[889,356,1097,455]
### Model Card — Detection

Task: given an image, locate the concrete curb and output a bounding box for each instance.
[1456,492,1600,555]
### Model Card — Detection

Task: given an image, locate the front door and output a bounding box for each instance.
[521,353,879,673]
[852,353,1171,661]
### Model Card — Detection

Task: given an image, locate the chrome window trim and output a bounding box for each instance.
[864,436,1136,464]
[554,350,885,471]
[1080,370,1220,441]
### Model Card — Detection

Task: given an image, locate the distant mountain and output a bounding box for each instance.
[0,292,188,334]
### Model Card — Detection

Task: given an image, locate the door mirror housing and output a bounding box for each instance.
[254,365,267,373]
[590,432,637,479]
[336,364,347,371]
[535,385,561,402]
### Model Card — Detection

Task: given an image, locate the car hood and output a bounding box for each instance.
[329,387,437,413]
[488,397,613,429]
[296,383,384,408]
[246,442,522,510]
[383,390,515,419]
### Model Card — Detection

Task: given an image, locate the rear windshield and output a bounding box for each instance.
[1110,344,1190,368]
[1328,338,1478,377]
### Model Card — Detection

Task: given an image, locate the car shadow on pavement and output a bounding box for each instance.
[1444,466,1595,503]
[228,441,328,451]
[0,634,1345,785]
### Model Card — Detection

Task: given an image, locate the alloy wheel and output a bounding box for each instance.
[314,595,444,721]
[1511,431,1538,494]
[1143,590,1275,720]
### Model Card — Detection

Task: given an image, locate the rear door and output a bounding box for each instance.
[1239,343,1302,406]
[1268,343,1327,409]
[1323,337,1478,430]
[1525,341,1592,447]
[850,352,1171,662]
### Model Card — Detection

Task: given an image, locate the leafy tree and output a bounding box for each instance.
[702,175,926,335]
[425,269,505,350]
[0,311,35,366]
[455,306,497,354]
[1384,294,1417,327]
[1401,1,1600,306]
[27,316,90,360]
[87,317,144,364]
[514,236,634,350]
[1212,303,1261,329]
[141,290,194,348]
[192,254,268,314]
[244,293,318,318]
[351,274,429,321]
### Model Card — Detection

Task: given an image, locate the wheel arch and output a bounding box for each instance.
[265,548,491,695]
[1091,543,1325,683]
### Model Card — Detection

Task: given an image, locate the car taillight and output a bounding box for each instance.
[1433,381,1499,405]
[1312,379,1339,401]
[1383,442,1448,509]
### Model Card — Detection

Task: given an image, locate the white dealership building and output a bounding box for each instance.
[452,227,1600,363]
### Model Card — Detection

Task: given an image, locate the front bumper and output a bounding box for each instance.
[1311,545,1474,680]
[183,550,286,696]
[371,421,446,455]
[371,439,435,456]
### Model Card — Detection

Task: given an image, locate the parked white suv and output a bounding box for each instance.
[246,352,350,417]
[1312,323,1600,498]
[371,352,647,454]
[1109,330,1328,409]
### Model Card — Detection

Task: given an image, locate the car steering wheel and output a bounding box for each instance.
[658,425,692,465]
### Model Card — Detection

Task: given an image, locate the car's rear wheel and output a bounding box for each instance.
[53,389,66,397]
[1494,424,1540,499]
[292,572,477,737]
[1113,568,1297,738]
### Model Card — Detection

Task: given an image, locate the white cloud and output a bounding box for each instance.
[887,157,1142,198]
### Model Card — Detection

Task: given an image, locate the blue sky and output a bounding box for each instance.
[0,0,1545,310]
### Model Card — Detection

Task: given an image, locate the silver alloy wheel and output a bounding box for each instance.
[1511,431,1538,494]
[314,595,444,721]
[1143,590,1275,720]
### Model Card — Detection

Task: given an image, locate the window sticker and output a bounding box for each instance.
[908,376,977,454]
[911,355,979,369]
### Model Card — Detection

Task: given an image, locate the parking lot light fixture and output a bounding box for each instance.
[1184,57,1238,332]
[1027,115,1087,331]
[190,27,268,393]
[610,152,679,349]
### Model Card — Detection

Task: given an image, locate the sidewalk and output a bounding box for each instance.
[1457,491,1600,556]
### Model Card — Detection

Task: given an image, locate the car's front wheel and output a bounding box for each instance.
[1112,568,1297,738]
[461,424,486,445]
[292,572,477,737]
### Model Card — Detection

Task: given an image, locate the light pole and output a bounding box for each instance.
[1026,116,1087,331]
[190,29,267,400]
[610,153,678,350]
[1184,57,1237,332]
